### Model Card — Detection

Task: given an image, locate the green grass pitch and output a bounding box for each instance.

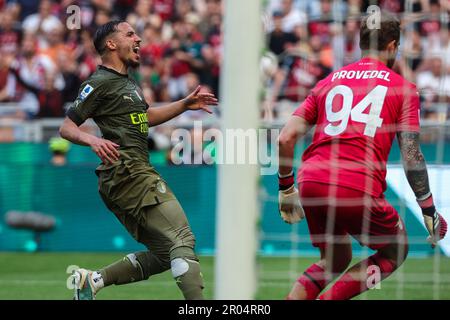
[0,252,449,300]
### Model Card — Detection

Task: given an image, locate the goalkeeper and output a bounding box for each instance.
[59,21,217,300]
[277,13,447,300]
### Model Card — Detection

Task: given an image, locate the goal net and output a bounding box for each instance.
[255,0,450,300]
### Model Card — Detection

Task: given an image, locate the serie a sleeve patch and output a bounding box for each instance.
[79,84,94,101]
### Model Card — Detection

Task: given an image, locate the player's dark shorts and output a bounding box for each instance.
[95,159,196,254]
[299,182,405,250]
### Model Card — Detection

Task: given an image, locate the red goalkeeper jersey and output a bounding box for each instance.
[293,57,420,197]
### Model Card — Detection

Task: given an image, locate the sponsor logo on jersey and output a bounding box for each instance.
[129,112,149,134]
[79,84,94,100]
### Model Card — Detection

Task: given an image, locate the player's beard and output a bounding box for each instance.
[126,49,140,68]
[127,57,140,68]
[120,46,140,69]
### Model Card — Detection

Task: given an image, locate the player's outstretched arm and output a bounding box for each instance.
[59,117,120,164]
[276,116,310,224]
[397,131,447,247]
[147,86,218,127]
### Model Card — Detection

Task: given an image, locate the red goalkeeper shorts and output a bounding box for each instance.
[299,182,406,250]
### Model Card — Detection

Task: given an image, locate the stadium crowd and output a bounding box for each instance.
[0,0,222,121]
[263,0,450,122]
[0,0,449,137]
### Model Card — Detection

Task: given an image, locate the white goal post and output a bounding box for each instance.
[214,0,263,299]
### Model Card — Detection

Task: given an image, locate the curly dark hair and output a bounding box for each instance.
[93,20,126,55]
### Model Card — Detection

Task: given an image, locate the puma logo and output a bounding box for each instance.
[123,95,134,103]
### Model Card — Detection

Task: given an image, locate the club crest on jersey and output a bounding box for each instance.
[79,84,94,101]
[156,180,167,194]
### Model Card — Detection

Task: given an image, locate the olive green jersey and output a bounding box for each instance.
[67,65,176,208]
[67,65,150,164]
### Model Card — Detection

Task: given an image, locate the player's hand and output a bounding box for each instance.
[417,194,448,248]
[278,171,305,224]
[423,211,447,248]
[89,136,120,165]
[279,185,305,224]
[183,86,218,114]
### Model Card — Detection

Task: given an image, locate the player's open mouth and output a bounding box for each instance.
[133,45,140,57]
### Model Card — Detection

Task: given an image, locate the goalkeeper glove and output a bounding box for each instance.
[278,171,305,224]
[417,193,447,249]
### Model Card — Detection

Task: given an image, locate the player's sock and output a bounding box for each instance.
[290,263,327,300]
[100,251,170,286]
[99,255,144,287]
[171,247,204,300]
[318,252,397,300]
